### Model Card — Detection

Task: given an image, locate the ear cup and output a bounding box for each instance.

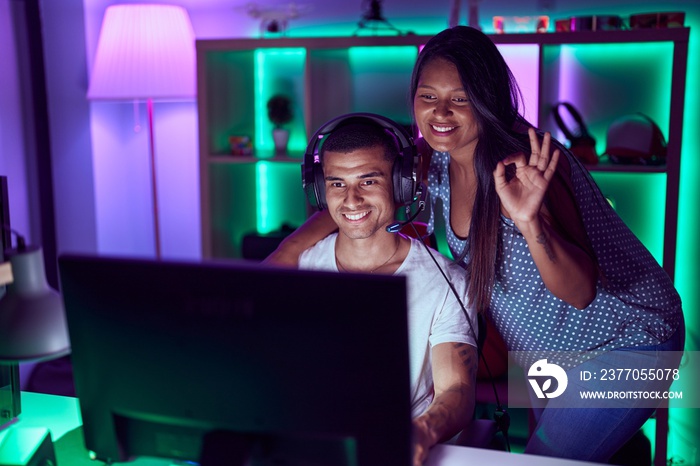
[302,113,418,210]
[395,141,418,206]
[302,147,325,209]
[312,157,327,210]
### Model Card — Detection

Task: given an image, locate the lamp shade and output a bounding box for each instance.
[87,4,196,100]
[0,246,70,363]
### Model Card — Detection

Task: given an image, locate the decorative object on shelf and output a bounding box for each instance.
[240,2,313,36]
[630,12,685,29]
[493,15,550,34]
[229,135,253,156]
[267,94,293,154]
[242,223,297,260]
[87,4,196,259]
[492,16,504,33]
[467,0,481,30]
[354,0,410,36]
[536,16,550,33]
[604,113,667,166]
[448,0,460,28]
[555,15,623,32]
[552,102,599,165]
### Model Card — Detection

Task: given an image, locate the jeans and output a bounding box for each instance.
[524,319,685,462]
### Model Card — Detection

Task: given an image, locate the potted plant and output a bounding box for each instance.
[267,94,293,153]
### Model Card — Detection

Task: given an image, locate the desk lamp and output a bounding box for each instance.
[0,229,70,465]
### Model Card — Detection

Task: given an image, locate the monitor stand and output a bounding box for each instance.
[199,429,357,466]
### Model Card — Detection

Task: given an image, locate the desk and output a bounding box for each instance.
[8,392,602,466]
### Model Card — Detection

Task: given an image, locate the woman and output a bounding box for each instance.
[267,26,684,463]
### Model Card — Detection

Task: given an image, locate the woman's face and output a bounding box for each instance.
[413,57,479,158]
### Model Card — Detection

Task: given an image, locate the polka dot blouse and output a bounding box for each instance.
[426,149,683,368]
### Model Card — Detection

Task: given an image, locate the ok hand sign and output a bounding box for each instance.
[493,128,560,224]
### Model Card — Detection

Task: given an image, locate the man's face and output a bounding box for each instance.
[323,146,395,240]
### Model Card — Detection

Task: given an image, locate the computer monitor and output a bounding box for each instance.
[58,254,412,466]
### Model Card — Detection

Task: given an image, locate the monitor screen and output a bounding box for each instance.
[58,254,412,466]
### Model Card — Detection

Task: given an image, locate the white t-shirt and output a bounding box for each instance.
[299,234,477,417]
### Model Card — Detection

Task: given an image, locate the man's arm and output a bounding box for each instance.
[412,341,478,465]
[263,210,337,266]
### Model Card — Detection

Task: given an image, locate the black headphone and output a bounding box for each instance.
[302,112,419,210]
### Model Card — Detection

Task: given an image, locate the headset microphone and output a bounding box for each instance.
[386,183,427,233]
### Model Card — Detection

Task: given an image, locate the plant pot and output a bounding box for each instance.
[272,128,290,154]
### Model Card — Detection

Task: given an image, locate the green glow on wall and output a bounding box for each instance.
[590,171,666,265]
[674,13,700,326]
[256,162,270,233]
[287,21,445,38]
[254,48,307,154]
[347,46,417,123]
[254,51,265,149]
[669,16,700,464]
[255,161,308,235]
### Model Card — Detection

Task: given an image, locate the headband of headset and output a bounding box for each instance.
[301,112,418,210]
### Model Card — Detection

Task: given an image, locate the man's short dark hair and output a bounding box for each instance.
[319,121,400,166]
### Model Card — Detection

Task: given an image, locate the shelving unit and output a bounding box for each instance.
[197,35,427,258]
[196,28,688,280]
[534,28,688,283]
[196,28,688,466]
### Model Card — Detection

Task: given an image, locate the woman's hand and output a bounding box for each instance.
[262,210,337,267]
[493,128,559,224]
[262,241,303,267]
[494,129,597,309]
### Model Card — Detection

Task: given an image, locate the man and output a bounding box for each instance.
[297,116,479,465]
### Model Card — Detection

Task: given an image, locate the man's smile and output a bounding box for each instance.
[343,211,370,221]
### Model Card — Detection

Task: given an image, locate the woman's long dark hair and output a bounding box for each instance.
[410,26,534,313]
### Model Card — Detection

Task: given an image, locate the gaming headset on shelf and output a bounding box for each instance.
[301,112,421,211]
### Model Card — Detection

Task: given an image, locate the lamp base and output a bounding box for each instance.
[0,364,21,426]
[0,427,56,466]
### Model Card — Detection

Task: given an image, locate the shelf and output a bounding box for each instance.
[208,153,305,164]
[585,161,667,173]
[490,27,689,45]
[195,29,687,466]
[197,28,689,50]
[197,29,687,287]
